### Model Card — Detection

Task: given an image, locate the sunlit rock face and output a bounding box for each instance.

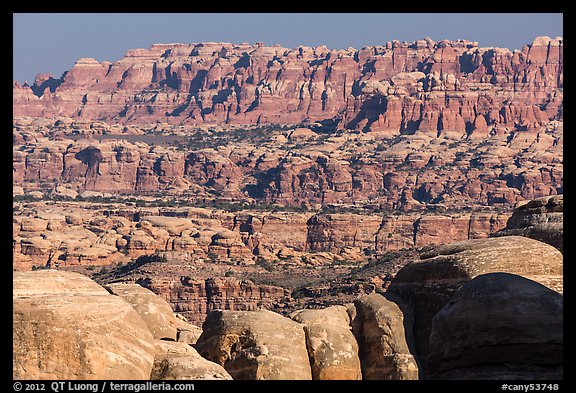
[13,37,562,130]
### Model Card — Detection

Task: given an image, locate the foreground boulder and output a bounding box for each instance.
[428,273,563,380]
[195,309,312,380]
[492,194,563,252]
[174,315,203,345]
[13,269,109,296]
[106,283,178,341]
[290,306,362,380]
[13,270,156,379]
[151,340,232,380]
[351,293,419,380]
[387,236,562,373]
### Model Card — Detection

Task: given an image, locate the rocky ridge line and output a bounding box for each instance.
[14,36,562,134]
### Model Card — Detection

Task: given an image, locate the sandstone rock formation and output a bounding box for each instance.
[13,199,513,271]
[13,268,109,296]
[13,123,562,213]
[290,306,362,380]
[13,270,156,379]
[174,316,203,345]
[492,194,563,252]
[306,213,382,253]
[428,273,563,380]
[12,239,565,380]
[387,236,563,374]
[106,283,179,340]
[151,340,232,380]
[13,37,563,213]
[13,269,240,380]
[350,293,419,380]
[11,197,531,329]
[195,309,313,380]
[13,38,563,132]
[11,35,565,381]
[144,276,291,327]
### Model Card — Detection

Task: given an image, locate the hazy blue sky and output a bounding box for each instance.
[13,13,563,83]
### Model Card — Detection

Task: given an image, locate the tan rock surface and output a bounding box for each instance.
[13,270,156,380]
[290,305,362,380]
[151,354,233,380]
[195,309,312,380]
[351,293,419,380]
[13,269,110,296]
[175,317,203,345]
[387,236,563,373]
[105,283,179,341]
[492,194,563,252]
[151,340,232,380]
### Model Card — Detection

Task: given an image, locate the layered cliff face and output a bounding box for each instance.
[13,200,511,271]
[13,122,563,211]
[143,277,291,326]
[13,37,563,212]
[305,211,509,253]
[14,37,563,132]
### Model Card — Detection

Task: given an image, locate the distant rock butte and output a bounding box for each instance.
[12,37,563,214]
[14,37,562,132]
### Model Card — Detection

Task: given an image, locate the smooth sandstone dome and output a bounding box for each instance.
[428,272,563,380]
[151,340,232,380]
[13,269,110,297]
[105,283,179,341]
[387,235,563,373]
[13,270,156,380]
[351,293,419,380]
[390,236,563,292]
[288,128,318,141]
[492,194,563,252]
[195,309,312,380]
